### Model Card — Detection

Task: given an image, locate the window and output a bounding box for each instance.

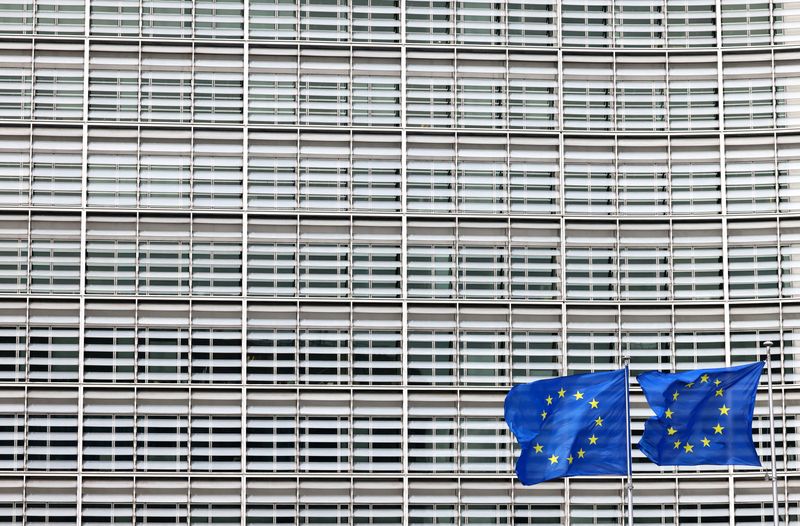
[249,48,297,125]
[0,44,32,120]
[674,306,726,370]
[508,53,558,130]
[458,222,508,299]
[194,48,244,124]
[459,396,509,472]
[406,0,453,44]
[617,139,668,214]
[721,0,771,46]
[408,393,457,472]
[136,302,190,382]
[458,308,509,385]
[618,224,670,301]
[352,306,402,385]
[88,45,139,121]
[36,0,84,34]
[298,219,350,297]
[0,1,33,34]
[299,392,351,472]
[299,49,350,126]
[195,0,244,39]
[142,0,192,38]
[0,389,24,468]
[725,135,777,214]
[249,0,298,39]
[192,131,242,208]
[86,215,136,295]
[564,138,615,214]
[775,51,800,129]
[87,128,138,207]
[562,0,612,47]
[406,52,455,128]
[299,132,350,210]
[26,478,77,524]
[192,217,243,296]
[616,57,667,131]
[27,389,79,470]
[509,137,559,214]
[139,129,192,208]
[246,391,296,471]
[136,391,190,471]
[672,221,724,300]
[511,307,562,383]
[190,391,242,470]
[248,217,297,296]
[247,304,297,384]
[456,1,503,45]
[83,390,135,470]
[407,135,456,213]
[31,128,82,207]
[0,214,29,294]
[29,214,81,294]
[90,0,140,36]
[353,392,402,471]
[615,0,664,47]
[300,0,350,41]
[407,221,456,298]
[140,46,193,123]
[669,54,720,130]
[352,220,401,298]
[352,133,402,212]
[723,52,774,130]
[33,44,83,120]
[137,216,191,295]
[566,308,618,374]
[0,303,26,382]
[408,307,457,385]
[508,0,556,46]
[298,305,350,383]
[563,57,613,130]
[353,0,400,42]
[667,0,716,47]
[457,137,507,213]
[727,220,779,299]
[248,131,298,209]
[457,52,506,129]
[352,50,401,127]
[670,137,722,214]
[84,302,135,382]
[191,304,242,382]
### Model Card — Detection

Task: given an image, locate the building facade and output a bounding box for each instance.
[0,0,798,524]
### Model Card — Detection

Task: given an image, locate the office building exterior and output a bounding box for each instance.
[0,0,798,523]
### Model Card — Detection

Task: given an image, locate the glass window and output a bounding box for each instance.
[672,221,724,300]
[249,0,298,39]
[33,44,83,120]
[511,307,561,383]
[725,135,777,214]
[352,220,401,298]
[0,44,32,120]
[563,57,613,130]
[353,392,402,472]
[31,128,81,207]
[84,302,135,382]
[508,53,558,130]
[667,0,716,47]
[248,131,298,209]
[406,52,455,128]
[247,304,297,384]
[298,305,350,384]
[298,219,350,297]
[407,221,456,298]
[670,137,722,215]
[299,392,351,472]
[136,391,190,471]
[88,45,139,122]
[139,129,192,208]
[457,137,508,214]
[407,135,456,213]
[195,0,244,39]
[352,50,401,127]
[86,215,136,295]
[406,0,453,44]
[456,1,504,45]
[0,214,29,294]
[246,391,297,471]
[300,0,350,41]
[142,0,192,38]
[668,54,719,131]
[191,304,242,383]
[561,0,612,47]
[194,48,244,124]
[141,46,193,123]
[352,133,401,212]
[408,307,457,385]
[87,128,138,207]
[136,302,190,383]
[408,393,457,472]
[36,0,84,34]
[27,389,79,470]
[353,0,400,42]
[90,0,139,36]
[299,49,350,126]
[249,48,297,125]
[615,0,665,47]
[510,221,560,300]
[29,214,81,294]
[565,224,617,301]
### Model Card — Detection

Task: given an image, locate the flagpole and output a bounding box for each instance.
[762,340,780,526]
[622,356,634,526]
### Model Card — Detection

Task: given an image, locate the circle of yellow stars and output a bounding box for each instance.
[665,374,729,455]
[532,389,603,466]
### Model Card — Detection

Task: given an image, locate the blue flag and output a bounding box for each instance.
[504,369,629,485]
[637,362,764,466]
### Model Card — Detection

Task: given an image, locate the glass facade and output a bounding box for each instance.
[0,1,798,524]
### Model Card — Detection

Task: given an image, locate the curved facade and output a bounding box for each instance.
[0,1,799,524]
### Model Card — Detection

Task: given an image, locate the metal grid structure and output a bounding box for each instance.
[0,0,799,524]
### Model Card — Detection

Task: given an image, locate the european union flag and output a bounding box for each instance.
[638,362,764,466]
[504,369,629,485]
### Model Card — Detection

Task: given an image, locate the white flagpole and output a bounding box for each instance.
[762,340,780,526]
[622,355,634,526]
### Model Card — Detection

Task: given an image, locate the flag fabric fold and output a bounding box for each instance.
[504,369,629,485]
[637,361,764,467]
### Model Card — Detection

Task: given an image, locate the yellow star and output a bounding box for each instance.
[577,448,585,458]
[567,455,574,464]
[713,423,724,434]
[665,408,674,419]
[557,388,566,398]
[588,435,598,445]
[595,416,603,427]
[667,426,677,436]
[548,454,559,464]
[685,382,694,388]
[715,388,724,397]
[683,443,694,453]
[574,391,584,400]
[714,379,722,386]
[673,440,682,449]
[589,398,599,409]
[546,395,553,406]
[672,391,680,401]
[700,374,709,383]
[719,404,730,416]
[534,443,543,454]
[541,410,547,419]
[701,437,711,447]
